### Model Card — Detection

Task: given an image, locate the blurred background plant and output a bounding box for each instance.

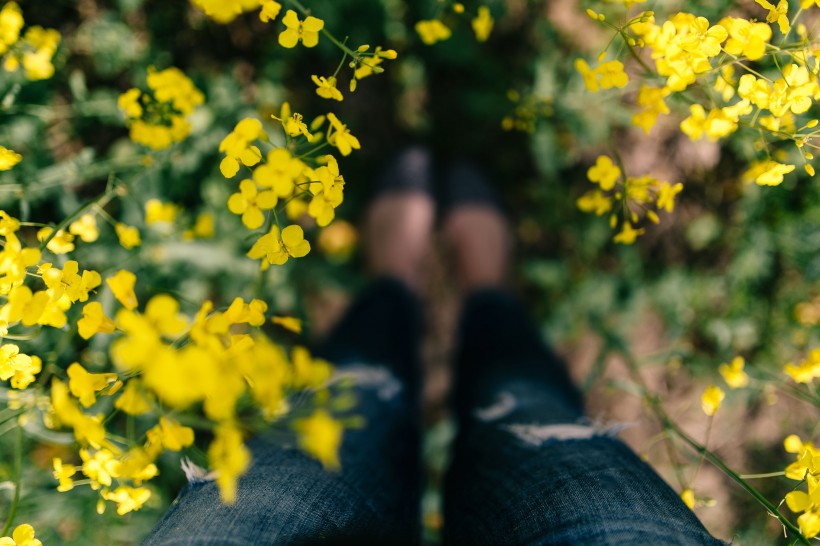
[0,0,818,544]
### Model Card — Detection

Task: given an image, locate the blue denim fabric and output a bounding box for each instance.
[144,280,726,546]
[143,279,423,546]
[443,290,726,545]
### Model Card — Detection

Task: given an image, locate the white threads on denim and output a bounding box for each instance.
[181,457,216,484]
[474,391,517,422]
[503,421,629,447]
[332,364,402,401]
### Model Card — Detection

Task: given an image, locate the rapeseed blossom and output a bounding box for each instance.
[0,523,41,546]
[472,7,494,42]
[0,145,21,170]
[416,19,451,45]
[701,385,725,416]
[719,357,750,389]
[247,225,311,268]
[220,118,267,178]
[118,67,204,150]
[278,10,324,48]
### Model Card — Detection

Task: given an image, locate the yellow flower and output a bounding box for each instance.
[0,523,42,546]
[0,343,32,382]
[576,190,613,216]
[719,356,750,389]
[37,226,75,254]
[101,486,151,515]
[311,75,343,101]
[10,354,40,389]
[680,488,695,509]
[0,146,21,170]
[755,0,790,34]
[291,346,332,388]
[120,67,203,150]
[185,212,215,240]
[721,17,772,61]
[219,118,267,178]
[68,213,99,243]
[415,19,451,45]
[701,385,725,416]
[318,220,358,260]
[275,102,314,139]
[308,155,345,226]
[227,179,277,230]
[278,10,324,48]
[575,59,599,92]
[587,155,621,191]
[53,457,77,492]
[631,85,670,134]
[147,66,204,115]
[118,88,142,119]
[190,0,259,23]
[77,301,116,340]
[295,409,343,470]
[107,269,138,310]
[656,182,683,213]
[253,147,306,197]
[597,60,628,89]
[151,416,195,451]
[259,0,282,22]
[67,362,118,408]
[785,488,820,538]
[115,223,141,249]
[0,2,23,55]
[247,225,311,268]
[19,26,60,81]
[472,6,494,42]
[742,160,795,186]
[145,199,179,225]
[114,379,152,415]
[784,348,820,384]
[272,315,302,334]
[612,222,645,244]
[208,421,251,504]
[326,113,360,156]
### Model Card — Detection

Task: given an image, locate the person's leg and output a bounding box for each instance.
[441,165,726,546]
[144,150,435,546]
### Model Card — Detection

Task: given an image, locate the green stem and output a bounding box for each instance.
[659,410,808,544]
[39,180,121,252]
[603,334,809,543]
[740,471,786,479]
[1,425,23,536]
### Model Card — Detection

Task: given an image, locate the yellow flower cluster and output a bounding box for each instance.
[577,155,683,244]
[0,2,60,81]
[784,348,820,384]
[189,0,272,24]
[118,67,204,150]
[416,3,495,45]
[501,89,553,134]
[575,1,820,241]
[219,108,357,268]
[784,435,820,538]
[0,202,345,509]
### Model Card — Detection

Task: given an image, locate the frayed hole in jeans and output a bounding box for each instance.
[181,457,216,484]
[474,391,517,422]
[503,422,629,447]
[331,364,403,401]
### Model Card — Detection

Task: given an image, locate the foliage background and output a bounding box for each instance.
[1,0,819,543]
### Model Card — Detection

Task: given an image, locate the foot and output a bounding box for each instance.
[441,161,511,293]
[443,205,511,292]
[364,148,435,291]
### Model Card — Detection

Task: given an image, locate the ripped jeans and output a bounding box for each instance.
[143,279,726,546]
